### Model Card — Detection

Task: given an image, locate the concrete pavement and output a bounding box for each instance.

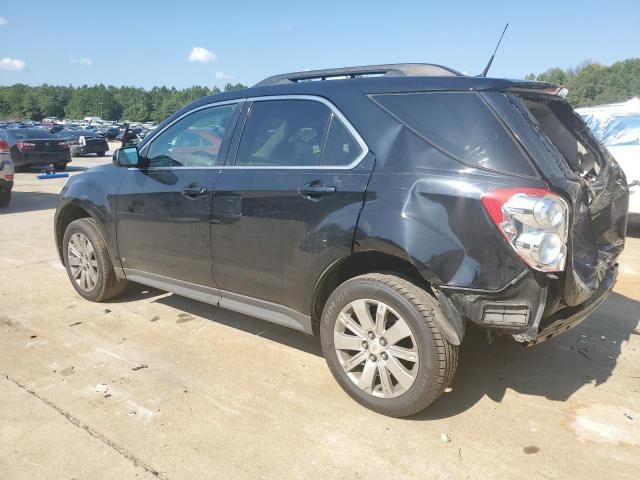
[1,151,639,479]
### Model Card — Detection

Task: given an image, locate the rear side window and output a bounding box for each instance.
[320,114,362,166]
[372,92,536,176]
[235,99,363,167]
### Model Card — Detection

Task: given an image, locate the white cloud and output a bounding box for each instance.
[188,47,215,64]
[72,58,93,66]
[0,58,26,71]
[0,17,7,26]
[214,71,232,80]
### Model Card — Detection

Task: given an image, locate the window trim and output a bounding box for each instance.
[226,95,369,170]
[135,99,245,170]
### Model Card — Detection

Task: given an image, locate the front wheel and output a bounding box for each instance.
[54,163,68,171]
[63,218,127,301]
[97,151,106,157]
[320,273,458,417]
[0,191,11,207]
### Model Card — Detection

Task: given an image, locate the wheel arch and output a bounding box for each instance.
[311,250,465,345]
[311,250,430,334]
[55,200,123,279]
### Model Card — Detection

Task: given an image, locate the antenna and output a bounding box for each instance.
[479,23,509,77]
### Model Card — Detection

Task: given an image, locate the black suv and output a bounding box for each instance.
[55,64,629,417]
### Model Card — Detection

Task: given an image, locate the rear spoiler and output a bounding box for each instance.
[507,83,568,99]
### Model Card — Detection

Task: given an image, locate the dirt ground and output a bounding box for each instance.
[1,149,639,479]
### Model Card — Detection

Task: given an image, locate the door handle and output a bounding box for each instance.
[298,182,337,198]
[182,185,208,198]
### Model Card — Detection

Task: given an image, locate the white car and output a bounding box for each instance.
[578,98,640,223]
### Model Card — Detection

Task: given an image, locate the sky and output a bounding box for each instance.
[0,0,639,89]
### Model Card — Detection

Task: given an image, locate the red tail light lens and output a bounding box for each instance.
[482,188,569,272]
[16,141,36,151]
[58,141,69,149]
[0,140,9,152]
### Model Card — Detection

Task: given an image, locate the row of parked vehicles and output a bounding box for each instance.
[0,121,157,173]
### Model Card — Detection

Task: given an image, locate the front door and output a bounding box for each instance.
[116,101,242,287]
[211,97,373,316]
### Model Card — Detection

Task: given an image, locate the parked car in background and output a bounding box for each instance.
[55,129,109,157]
[54,64,628,417]
[0,132,14,207]
[578,98,640,223]
[0,128,71,171]
[102,126,121,140]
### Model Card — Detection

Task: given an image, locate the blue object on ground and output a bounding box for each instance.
[37,172,69,179]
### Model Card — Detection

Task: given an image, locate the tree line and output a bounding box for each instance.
[1,58,638,121]
[525,58,640,108]
[0,82,247,122]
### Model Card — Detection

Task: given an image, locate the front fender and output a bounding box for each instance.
[54,165,125,275]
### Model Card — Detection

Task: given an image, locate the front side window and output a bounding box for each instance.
[147,103,237,167]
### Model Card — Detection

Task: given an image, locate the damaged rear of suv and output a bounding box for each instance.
[55,64,628,417]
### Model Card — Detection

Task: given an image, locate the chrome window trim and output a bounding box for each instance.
[225,94,369,170]
[127,94,370,171]
[128,99,246,171]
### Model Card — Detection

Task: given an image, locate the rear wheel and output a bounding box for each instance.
[63,218,127,301]
[97,151,106,157]
[54,163,68,171]
[0,191,11,207]
[320,273,458,417]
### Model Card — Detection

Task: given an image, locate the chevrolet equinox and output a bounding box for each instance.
[55,64,629,417]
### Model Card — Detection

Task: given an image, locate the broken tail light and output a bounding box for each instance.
[482,188,569,272]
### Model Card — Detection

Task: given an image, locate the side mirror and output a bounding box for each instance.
[113,146,140,167]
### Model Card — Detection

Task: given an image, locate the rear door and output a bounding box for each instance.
[116,101,242,288]
[211,96,373,317]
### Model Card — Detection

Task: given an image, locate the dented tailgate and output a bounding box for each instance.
[484,89,629,310]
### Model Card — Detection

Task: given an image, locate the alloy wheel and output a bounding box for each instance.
[67,232,99,292]
[334,299,419,398]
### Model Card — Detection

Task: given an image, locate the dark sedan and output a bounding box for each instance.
[55,129,109,157]
[1,128,71,171]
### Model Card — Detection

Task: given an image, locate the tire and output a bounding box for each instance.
[97,151,106,157]
[54,163,67,171]
[63,218,127,301]
[320,273,458,417]
[0,191,10,207]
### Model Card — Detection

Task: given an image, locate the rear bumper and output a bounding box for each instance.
[522,267,616,346]
[13,152,71,166]
[443,264,618,345]
[71,143,108,155]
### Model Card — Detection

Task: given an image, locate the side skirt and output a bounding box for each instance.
[123,269,313,334]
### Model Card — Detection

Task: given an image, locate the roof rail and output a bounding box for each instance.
[254,63,463,87]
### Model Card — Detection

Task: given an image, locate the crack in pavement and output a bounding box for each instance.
[0,371,168,480]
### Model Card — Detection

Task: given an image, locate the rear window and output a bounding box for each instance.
[372,92,536,177]
[8,129,56,140]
